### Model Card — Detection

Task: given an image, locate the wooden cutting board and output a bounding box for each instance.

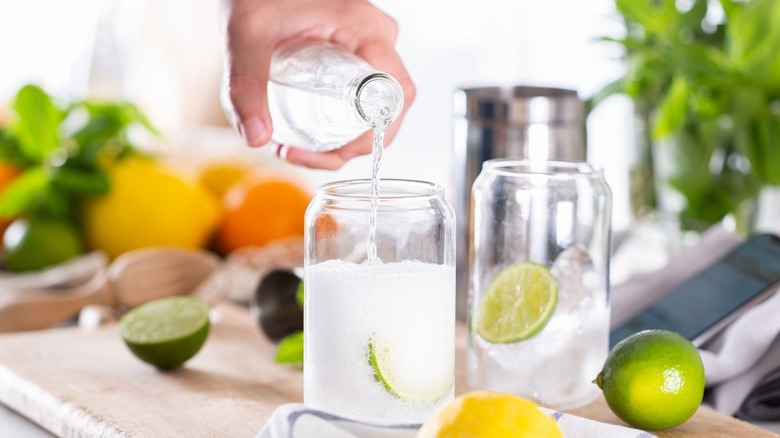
[0,304,774,438]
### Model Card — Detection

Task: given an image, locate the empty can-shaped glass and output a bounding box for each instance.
[304,179,456,423]
[468,159,612,409]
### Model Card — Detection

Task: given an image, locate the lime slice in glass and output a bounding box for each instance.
[119,296,210,370]
[475,262,558,344]
[368,339,452,403]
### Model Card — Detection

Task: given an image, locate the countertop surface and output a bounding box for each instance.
[0,303,777,437]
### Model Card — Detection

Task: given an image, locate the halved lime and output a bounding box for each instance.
[368,339,452,403]
[118,296,210,370]
[475,262,558,343]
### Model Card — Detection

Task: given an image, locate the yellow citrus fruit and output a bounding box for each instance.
[595,330,705,430]
[418,391,563,438]
[217,176,311,254]
[81,156,221,259]
[197,161,252,199]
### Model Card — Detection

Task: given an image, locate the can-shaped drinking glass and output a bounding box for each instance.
[304,179,456,423]
[468,159,612,409]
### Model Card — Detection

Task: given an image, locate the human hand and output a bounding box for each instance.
[221,0,415,170]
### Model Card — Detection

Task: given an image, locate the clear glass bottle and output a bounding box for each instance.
[304,179,456,423]
[253,41,404,151]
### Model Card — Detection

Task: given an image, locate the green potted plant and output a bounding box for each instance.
[593,0,780,234]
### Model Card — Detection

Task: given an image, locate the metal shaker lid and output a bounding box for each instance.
[454,86,584,125]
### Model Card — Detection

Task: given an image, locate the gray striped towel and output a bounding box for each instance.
[256,403,656,438]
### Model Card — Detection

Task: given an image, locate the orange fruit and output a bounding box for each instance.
[0,161,22,237]
[0,161,20,187]
[217,176,311,254]
[314,213,339,238]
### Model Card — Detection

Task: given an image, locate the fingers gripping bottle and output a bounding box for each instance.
[222,40,404,151]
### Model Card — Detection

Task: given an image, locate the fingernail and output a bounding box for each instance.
[238,117,266,146]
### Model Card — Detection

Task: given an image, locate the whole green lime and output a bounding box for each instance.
[595,330,705,430]
[118,296,210,370]
[3,217,84,272]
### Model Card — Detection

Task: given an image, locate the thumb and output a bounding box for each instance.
[223,22,273,147]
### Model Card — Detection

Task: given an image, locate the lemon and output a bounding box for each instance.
[474,262,557,343]
[594,329,705,430]
[418,391,563,438]
[119,296,210,370]
[197,161,251,199]
[82,156,221,259]
[368,339,452,403]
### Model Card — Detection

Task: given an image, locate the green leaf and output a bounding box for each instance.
[50,167,110,196]
[12,85,63,163]
[295,281,304,309]
[82,101,159,136]
[68,101,158,169]
[672,43,730,82]
[677,0,708,31]
[728,0,780,92]
[753,115,780,186]
[587,78,626,114]
[720,0,739,19]
[615,0,655,28]
[616,0,678,36]
[119,102,159,136]
[275,331,303,367]
[0,130,29,166]
[766,116,780,185]
[653,75,689,139]
[0,167,49,218]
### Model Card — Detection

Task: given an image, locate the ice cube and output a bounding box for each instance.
[551,245,599,317]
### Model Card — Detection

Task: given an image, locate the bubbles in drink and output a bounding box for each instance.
[305,259,455,422]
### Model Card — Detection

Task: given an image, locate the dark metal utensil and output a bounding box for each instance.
[252,268,303,342]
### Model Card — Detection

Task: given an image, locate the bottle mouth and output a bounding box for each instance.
[355,73,404,126]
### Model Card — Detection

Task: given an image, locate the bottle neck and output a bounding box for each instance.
[352,72,404,127]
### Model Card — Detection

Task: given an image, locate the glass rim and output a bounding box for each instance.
[316,178,444,201]
[481,159,604,178]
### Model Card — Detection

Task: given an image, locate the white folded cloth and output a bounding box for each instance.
[256,403,656,438]
[701,287,780,385]
[701,286,780,415]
